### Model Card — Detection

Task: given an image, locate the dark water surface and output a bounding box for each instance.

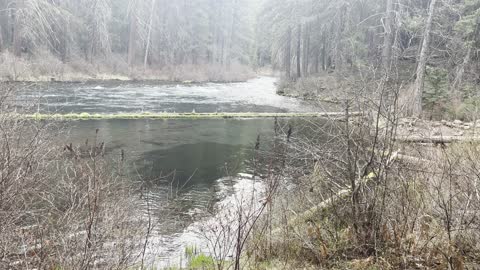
[67,118,274,193]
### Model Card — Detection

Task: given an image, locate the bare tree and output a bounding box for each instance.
[143,0,156,71]
[127,0,137,68]
[382,0,395,73]
[12,0,24,56]
[409,0,438,117]
[284,26,292,80]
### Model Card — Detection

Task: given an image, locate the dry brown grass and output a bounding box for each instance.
[247,109,480,269]
[0,51,255,83]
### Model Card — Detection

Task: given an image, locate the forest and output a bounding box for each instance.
[255,0,480,118]
[0,0,258,81]
[1,0,480,269]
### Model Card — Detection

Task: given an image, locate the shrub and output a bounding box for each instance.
[0,85,145,269]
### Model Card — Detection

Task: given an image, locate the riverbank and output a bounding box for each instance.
[0,52,256,83]
[1,71,255,84]
[242,114,480,270]
[276,71,480,122]
[276,73,353,104]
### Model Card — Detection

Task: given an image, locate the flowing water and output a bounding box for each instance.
[20,76,326,267]
[19,77,322,113]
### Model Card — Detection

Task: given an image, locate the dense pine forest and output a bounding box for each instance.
[0,0,258,81]
[255,0,480,118]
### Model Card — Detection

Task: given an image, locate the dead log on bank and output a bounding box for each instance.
[271,172,377,236]
[271,151,428,236]
[395,136,480,144]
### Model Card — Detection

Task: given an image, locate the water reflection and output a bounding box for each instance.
[141,142,249,187]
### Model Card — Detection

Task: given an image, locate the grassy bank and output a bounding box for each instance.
[24,112,359,120]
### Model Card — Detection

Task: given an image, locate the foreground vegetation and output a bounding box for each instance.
[0,91,148,269]
[245,114,480,269]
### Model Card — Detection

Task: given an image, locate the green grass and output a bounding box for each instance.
[188,253,215,269]
[184,245,215,269]
[23,111,359,121]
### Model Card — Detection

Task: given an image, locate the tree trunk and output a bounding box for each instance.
[322,29,327,71]
[0,1,10,51]
[296,24,301,79]
[144,0,156,71]
[0,23,4,52]
[12,0,24,56]
[382,0,395,72]
[60,24,68,63]
[334,6,346,73]
[226,0,238,70]
[88,0,99,63]
[452,44,471,95]
[410,0,437,118]
[127,0,137,68]
[220,34,225,66]
[209,0,217,64]
[303,24,310,76]
[285,26,292,80]
[60,1,69,64]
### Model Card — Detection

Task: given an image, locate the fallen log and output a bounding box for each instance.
[396,153,431,164]
[271,171,377,236]
[21,111,363,120]
[395,136,480,144]
[270,151,429,236]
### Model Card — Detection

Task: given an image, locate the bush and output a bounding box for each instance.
[0,85,145,269]
[247,100,480,269]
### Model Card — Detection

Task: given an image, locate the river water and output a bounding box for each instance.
[19,76,321,113]
[20,76,326,267]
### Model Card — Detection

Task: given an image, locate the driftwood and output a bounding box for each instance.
[395,153,431,164]
[271,172,377,236]
[270,189,352,237]
[396,136,480,144]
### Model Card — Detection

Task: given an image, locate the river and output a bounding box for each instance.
[19,76,326,268]
[19,77,322,113]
